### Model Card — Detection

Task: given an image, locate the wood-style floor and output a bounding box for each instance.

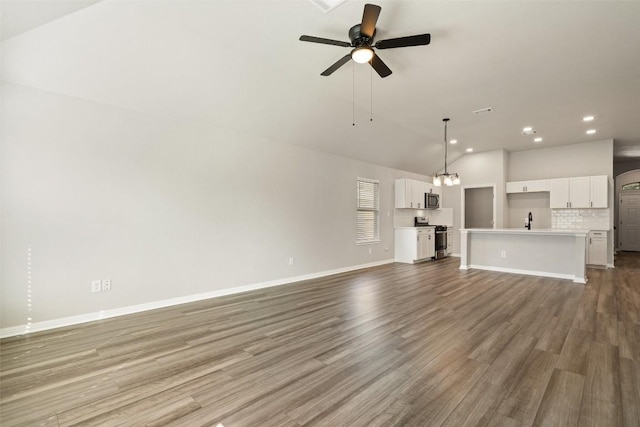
[1,253,639,426]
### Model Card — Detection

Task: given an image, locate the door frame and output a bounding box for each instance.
[461,184,496,229]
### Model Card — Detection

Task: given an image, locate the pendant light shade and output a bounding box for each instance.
[433,118,460,187]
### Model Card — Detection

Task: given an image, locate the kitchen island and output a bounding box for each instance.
[460,228,588,283]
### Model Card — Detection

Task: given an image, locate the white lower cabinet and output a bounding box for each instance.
[588,230,607,266]
[446,229,453,255]
[418,229,435,259]
[395,228,435,263]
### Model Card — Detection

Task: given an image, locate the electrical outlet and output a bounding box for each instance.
[289,257,294,265]
[501,251,507,258]
[91,280,102,293]
[102,279,112,291]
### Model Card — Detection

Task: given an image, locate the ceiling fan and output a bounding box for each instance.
[299,3,431,78]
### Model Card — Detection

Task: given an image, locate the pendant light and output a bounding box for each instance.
[433,118,460,186]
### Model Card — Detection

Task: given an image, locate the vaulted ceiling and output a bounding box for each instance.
[2,0,640,174]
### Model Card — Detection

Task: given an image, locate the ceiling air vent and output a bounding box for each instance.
[473,107,494,114]
[308,0,346,13]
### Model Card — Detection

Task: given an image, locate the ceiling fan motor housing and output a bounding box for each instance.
[349,24,374,47]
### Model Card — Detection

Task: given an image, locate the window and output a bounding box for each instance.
[622,182,640,191]
[356,178,380,243]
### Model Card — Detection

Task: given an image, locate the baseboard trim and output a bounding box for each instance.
[1,259,395,338]
[465,264,585,284]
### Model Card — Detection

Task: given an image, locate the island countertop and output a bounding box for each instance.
[460,228,588,283]
[461,228,590,235]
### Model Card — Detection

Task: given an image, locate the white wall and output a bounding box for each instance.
[0,83,429,332]
[507,192,552,230]
[441,149,508,255]
[508,140,614,180]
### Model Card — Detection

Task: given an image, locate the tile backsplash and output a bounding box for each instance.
[551,209,610,230]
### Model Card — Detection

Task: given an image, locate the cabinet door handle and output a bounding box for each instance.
[591,201,593,207]
[590,238,592,244]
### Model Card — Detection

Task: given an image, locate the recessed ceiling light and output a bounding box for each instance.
[583,116,595,122]
[466,148,474,153]
[523,127,533,132]
[521,127,537,135]
[534,137,543,143]
[450,139,458,144]
[586,129,597,135]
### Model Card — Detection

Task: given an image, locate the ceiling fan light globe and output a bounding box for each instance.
[352,47,374,63]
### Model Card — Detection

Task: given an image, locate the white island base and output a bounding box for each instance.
[460,229,588,284]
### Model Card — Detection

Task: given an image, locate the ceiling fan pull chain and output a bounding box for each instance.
[353,62,356,126]
[370,66,373,122]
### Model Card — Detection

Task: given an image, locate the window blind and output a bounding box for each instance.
[357,178,380,243]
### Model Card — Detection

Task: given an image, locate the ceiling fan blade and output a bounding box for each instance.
[321,54,352,76]
[361,4,381,39]
[300,35,351,47]
[375,33,431,49]
[369,53,392,78]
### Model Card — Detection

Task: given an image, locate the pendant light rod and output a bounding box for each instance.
[443,118,449,175]
[434,117,460,187]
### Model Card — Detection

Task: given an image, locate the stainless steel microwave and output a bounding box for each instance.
[426,192,440,209]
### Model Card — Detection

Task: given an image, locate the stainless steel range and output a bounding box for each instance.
[434,225,448,259]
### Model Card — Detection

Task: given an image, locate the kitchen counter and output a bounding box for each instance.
[395,226,436,229]
[460,228,588,283]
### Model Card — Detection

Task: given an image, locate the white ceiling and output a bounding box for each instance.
[2,0,640,174]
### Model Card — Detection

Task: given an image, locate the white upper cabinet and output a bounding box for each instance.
[569,176,590,208]
[412,180,428,209]
[395,179,413,208]
[506,180,548,193]
[549,178,570,208]
[589,175,608,208]
[549,176,606,209]
[395,179,435,209]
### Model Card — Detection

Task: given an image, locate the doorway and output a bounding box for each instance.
[619,190,640,251]
[463,186,495,229]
